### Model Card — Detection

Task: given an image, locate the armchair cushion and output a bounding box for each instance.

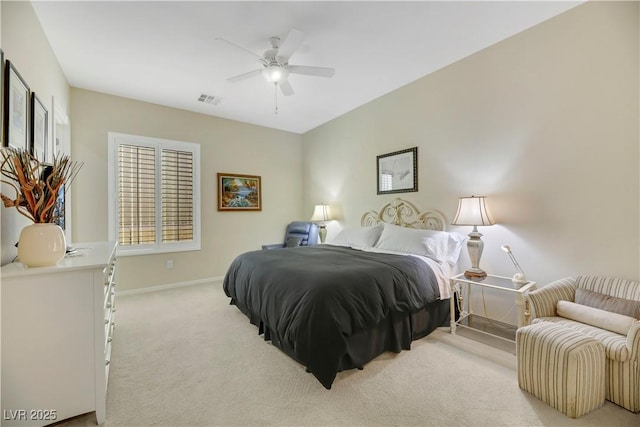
[575,288,640,319]
[533,317,631,362]
[285,236,303,248]
[556,300,636,336]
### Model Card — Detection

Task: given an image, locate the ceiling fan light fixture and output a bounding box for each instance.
[262,64,288,84]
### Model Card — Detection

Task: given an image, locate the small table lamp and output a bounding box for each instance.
[501,245,527,286]
[451,196,495,279]
[311,203,332,243]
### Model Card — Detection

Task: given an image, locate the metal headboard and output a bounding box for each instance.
[360,198,447,231]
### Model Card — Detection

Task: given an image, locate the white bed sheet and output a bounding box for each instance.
[361,246,452,300]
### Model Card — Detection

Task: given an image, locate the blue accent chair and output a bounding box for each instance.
[262,221,319,249]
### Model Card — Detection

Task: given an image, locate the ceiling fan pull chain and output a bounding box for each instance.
[274,83,278,115]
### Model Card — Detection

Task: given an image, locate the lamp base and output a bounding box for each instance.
[464,268,487,280]
[318,225,327,243]
[512,273,527,287]
[464,228,487,280]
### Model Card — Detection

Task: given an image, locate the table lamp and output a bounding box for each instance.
[451,196,495,279]
[501,245,527,286]
[310,203,332,243]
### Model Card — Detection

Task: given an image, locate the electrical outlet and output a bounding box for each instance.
[166,260,174,269]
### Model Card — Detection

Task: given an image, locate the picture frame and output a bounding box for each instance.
[217,173,262,211]
[40,164,65,229]
[0,49,4,147]
[53,184,66,229]
[376,147,418,195]
[31,93,48,159]
[3,60,30,150]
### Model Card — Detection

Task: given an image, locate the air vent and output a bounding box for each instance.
[197,94,221,105]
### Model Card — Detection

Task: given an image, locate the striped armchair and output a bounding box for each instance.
[527,276,640,413]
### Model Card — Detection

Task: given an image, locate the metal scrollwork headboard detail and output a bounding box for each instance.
[361,198,447,231]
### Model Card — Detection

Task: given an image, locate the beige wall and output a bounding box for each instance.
[71,89,303,291]
[303,1,639,320]
[2,1,639,302]
[0,1,70,265]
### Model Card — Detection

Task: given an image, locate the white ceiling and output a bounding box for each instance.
[31,1,582,134]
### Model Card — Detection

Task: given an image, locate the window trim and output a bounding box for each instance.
[108,132,201,256]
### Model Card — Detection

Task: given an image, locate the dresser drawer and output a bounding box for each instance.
[102,250,117,388]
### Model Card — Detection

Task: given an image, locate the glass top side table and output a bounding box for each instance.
[449,273,537,342]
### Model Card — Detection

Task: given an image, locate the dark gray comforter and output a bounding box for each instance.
[223,245,440,389]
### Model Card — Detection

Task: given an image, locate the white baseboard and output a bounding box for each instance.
[116,276,224,296]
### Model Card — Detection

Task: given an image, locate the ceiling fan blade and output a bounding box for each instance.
[227,69,262,83]
[215,37,262,60]
[278,80,295,96]
[276,28,304,62]
[287,65,335,78]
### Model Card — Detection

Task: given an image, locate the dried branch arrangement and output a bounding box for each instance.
[0,147,83,223]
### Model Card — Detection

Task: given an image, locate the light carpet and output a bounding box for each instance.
[55,282,638,427]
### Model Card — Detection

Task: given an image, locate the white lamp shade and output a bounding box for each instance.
[451,196,495,226]
[311,204,332,222]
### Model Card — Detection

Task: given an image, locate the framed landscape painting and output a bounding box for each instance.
[217,173,262,211]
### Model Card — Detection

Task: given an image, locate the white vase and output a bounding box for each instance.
[18,223,67,267]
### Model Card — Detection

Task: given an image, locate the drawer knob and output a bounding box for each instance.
[106,302,112,308]
[105,360,110,366]
[107,337,112,343]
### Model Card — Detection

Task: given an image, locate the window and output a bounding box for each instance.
[380,172,393,192]
[108,133,200,255]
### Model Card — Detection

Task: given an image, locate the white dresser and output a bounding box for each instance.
[1,241,117,426]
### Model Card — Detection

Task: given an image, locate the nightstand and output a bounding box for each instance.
[449,273,537,342]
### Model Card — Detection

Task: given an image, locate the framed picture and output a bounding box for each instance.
[0,49,4,147]
[53,184,65,229]
[31,93,48,159]
[217,173,262,211]
[40,164,65,228]
[3,60,30,150]
[376,147,418,195]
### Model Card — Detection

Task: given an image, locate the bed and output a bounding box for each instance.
[223,198,465,389]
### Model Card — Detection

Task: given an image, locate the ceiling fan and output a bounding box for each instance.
[218,29,335,97]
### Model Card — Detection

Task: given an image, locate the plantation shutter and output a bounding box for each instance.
[380,173,393,191]
[118,144,156,246]
[110,132,200,255]
[161,149,194,242]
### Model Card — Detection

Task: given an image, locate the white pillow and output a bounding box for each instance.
[330,224,384,248]
[374,223,465,264]
[557,300,637,336]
